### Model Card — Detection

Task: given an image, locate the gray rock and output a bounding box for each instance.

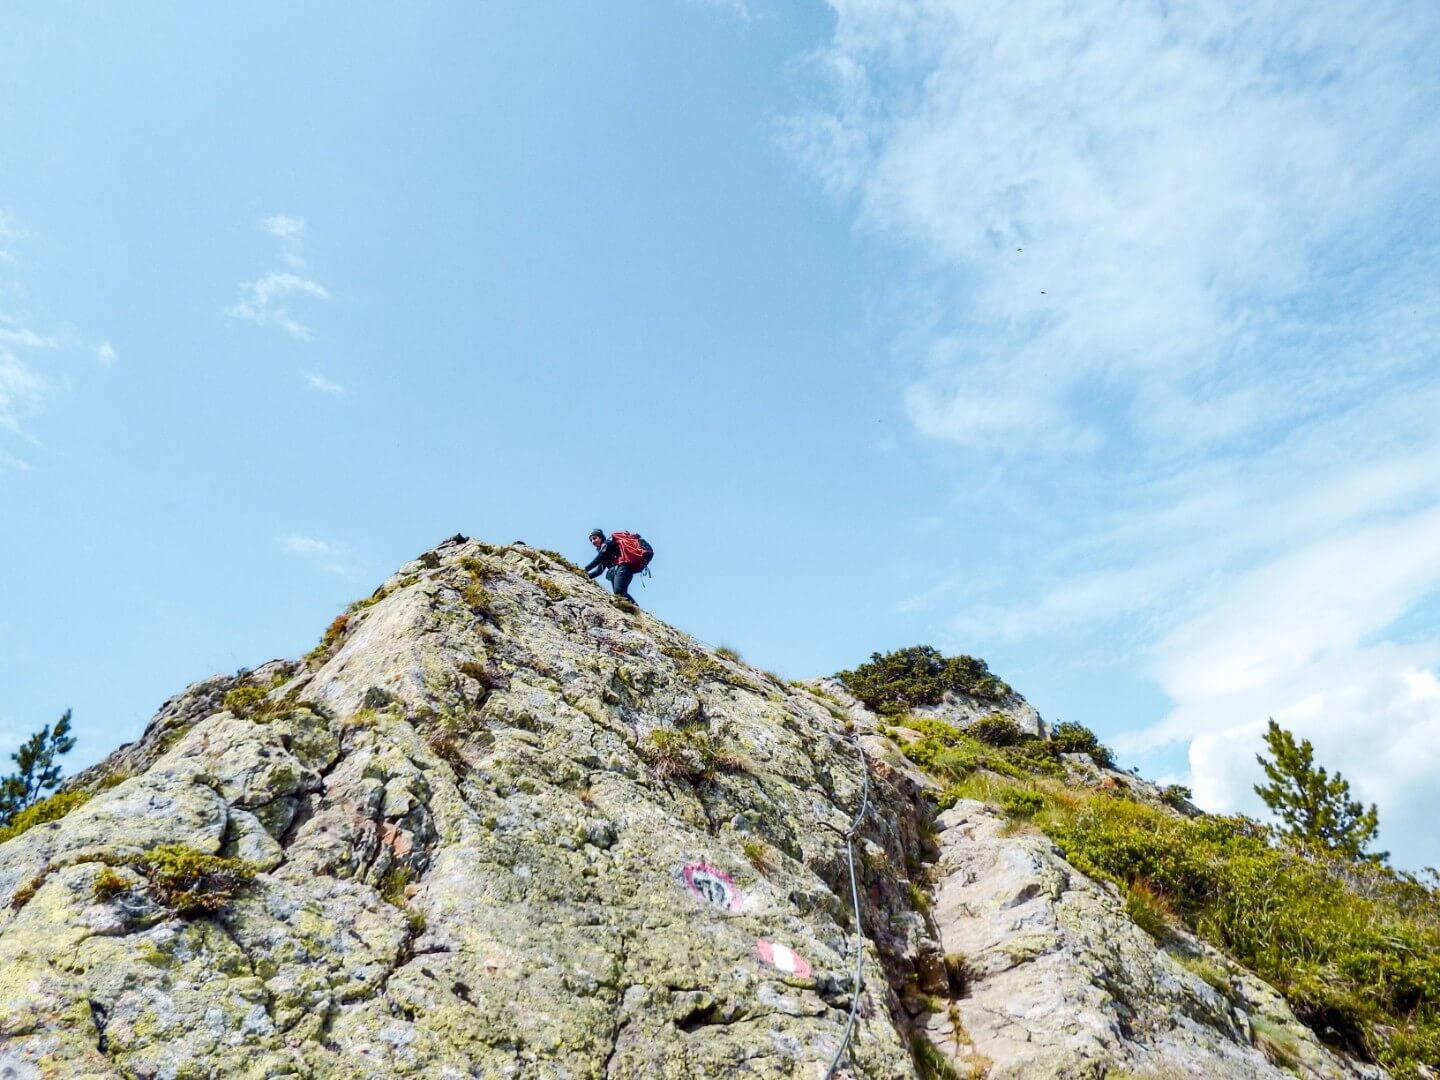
[922,799,1386,1080]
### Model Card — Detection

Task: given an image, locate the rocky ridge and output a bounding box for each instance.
[0,536,1386,1079]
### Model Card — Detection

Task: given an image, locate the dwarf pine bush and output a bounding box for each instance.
[837,645,1010,714]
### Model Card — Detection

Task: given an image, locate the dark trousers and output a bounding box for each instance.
[606,559,648,599]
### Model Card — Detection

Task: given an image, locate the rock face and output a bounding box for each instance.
[0,539,930,1079]
[925,800,1385,1080]
[0,536,1386,1079]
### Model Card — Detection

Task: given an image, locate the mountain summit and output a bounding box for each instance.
[0,537,1393,1078]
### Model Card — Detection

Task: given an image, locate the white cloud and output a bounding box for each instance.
[228,271,330,341]
[303,371,346,395]
[0,211,108,461]
[264,215,309,269]
[789,0,1440,867]
[0,348,46,433]
[278,535,338,557]
[229,215,329,339]
[264,215,306,242]
[277,533,353,576]
[0,328,57,350]
[690,0,753,20]
[788,0,1440,458]
[96,341,117,366]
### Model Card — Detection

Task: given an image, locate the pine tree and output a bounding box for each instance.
[1254,718,1384,863]
[0,709,76,827]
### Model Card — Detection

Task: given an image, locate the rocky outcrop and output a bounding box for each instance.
[810,678,1043,740]
[0,538,936,1079]
[0,535,1387,1079]
[922,799,1385,1080]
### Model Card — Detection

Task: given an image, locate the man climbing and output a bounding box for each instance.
[585,528,654,604]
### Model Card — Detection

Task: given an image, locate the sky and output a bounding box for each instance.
[2,1,1438,869]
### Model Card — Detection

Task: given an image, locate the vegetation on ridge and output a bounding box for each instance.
[837,645,1010,714]
[897,710,1439,1077]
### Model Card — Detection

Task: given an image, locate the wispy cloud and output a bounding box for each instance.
[690,0,753,20]
[228,215,330,341]
[277,533,351,575]
[96,341,117,366]
[0,224,64,446]
[279,534,338,557]
[303,371,345,396]
[789,0,1440,866]
[264,214,309,269]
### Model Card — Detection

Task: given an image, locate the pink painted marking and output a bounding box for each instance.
[755,938,813,978]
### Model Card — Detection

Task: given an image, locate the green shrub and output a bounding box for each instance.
[715,646,743,663]
[837,645,1011,715]
[222,686,268,716]
[968,713,1022,747]
[0,789,89,845]
[998,789,1044,818]
[1049,721,1115,768]
[1161,784,1194,811]
[1046,797,1440,1072]
[138,845,258,915]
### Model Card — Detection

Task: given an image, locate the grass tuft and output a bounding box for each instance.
[138,845,258,915]
[640,729,747,781]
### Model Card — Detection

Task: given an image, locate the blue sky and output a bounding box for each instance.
[2,1,1438,869]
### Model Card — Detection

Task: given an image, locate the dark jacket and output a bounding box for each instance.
[585,538,622,577]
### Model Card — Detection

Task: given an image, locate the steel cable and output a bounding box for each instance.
[824,730,872,1080]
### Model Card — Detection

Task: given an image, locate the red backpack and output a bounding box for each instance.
[612,531,654,569]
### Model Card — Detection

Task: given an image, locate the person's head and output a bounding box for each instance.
[589,529,605,548]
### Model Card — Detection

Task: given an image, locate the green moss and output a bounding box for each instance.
[535,577,566,602]
[92,866,132,901]
[536,549,587,576]
[137,844,258,915]
[0,789,90,845]
[715,646,743,663]
[1252,1017,1305,1071]
[838,645,1010,715]
[660,645,732,686]
[1174,953,1231,994]
[910,1031,963,1080]
[222,686,268,716]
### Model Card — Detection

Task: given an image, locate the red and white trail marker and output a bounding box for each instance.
[755,938,812,978]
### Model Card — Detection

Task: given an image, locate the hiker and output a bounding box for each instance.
[585,529,653,603]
